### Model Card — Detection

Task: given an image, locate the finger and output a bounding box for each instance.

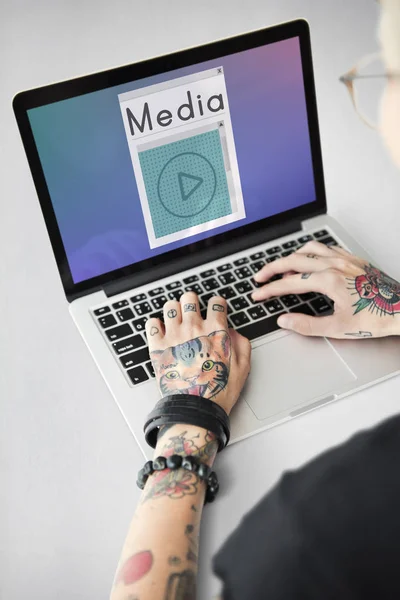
[255,253,329,284]
[145,317,165,350]
[180,292,201,323]
[229,328,252,367]
[277,313,336,337]
[328,244,352,257]
[163,300,182,332]
[207,296,228,327]
[295,240,337,258]
[252,272,330,302]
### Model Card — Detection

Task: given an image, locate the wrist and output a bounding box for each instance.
[154,423,217,467]
[381,314,400,337]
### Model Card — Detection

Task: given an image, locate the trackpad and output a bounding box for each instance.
[245,334,356,420]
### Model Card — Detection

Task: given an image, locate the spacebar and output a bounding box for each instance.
[237,314,282,341]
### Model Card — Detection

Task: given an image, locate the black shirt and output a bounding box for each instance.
[213,414,400,599]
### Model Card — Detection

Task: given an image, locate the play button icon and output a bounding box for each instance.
[157,151,217,218]
[178,172,204,202]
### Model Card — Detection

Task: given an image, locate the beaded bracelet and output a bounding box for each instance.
[136,454,219,504]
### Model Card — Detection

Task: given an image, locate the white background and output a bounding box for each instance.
[2,1,400,599]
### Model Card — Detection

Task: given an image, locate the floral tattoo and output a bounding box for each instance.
[348,264,400,316]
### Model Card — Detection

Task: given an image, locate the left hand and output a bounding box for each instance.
[145,292,251,416]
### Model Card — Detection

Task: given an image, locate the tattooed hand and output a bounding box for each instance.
[146,292,251,415]
[253,241,400,339]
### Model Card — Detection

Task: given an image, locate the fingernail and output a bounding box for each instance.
[251,292,260,301]
[277,314,291,329]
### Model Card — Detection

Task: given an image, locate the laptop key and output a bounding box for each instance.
[112,334,145,355]
[230,311,251,327]
[314,229,329,239]
[151,295,167,310]
[233,257,249,266]
[105,323,133,341]
[266,246,281,255]
[235,266,252,279]
[235,280,253,294]
[311,296,333,314]
[150,311,164,322]
[132,317,148,332]
[200,269,216,278]
[217,263,232,273]
[266,255,280,263]
[250,260,265,273]
[219,286,236,300]
[145,362,155,378]
[299,292,317,301]
[298,234,313,244]
[93,306,111,316]
[183,275,199,284]
[203,277,220,291]
[134,301,152,316]
[131,293,147,303]
[251,277,263,289]
[237,314,281,340]
[168,289,184,301]
[250,251,265,261]
[116,308,135,322]
[120,346,150,369]
[185,283,203,294]
[112,300,129,309]
[148,287,164,297]
[281,249,295,257]
[264,299,284,314]
[281,294,300,308]
[98,314,117,329]
[282,240,298,249]
[248,305,267,320]
[319,236,337,246]
[127,365,149,385]
[247,292,258,305]
[219,272,236,286]
[166,281,182,290]
[231,296,249,311]
[201,292,218,306]
[290,303,315,316]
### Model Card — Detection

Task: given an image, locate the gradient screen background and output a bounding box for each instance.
[28,36,316,284]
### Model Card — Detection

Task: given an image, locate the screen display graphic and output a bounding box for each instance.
[27,37,316,284]
[119,67,245,248]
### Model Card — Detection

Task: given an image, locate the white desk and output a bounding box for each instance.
[2,1,400,598]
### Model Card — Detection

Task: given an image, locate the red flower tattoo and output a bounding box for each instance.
[350,264,400,316]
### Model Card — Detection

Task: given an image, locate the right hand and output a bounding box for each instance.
[252,241,400,339]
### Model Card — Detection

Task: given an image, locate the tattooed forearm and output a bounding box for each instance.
[115,550,153,586]
[168,556,182,566]
[344,331,373,338]
[165,569,196,600]
[142,429,217,503]
[347,264,400,316]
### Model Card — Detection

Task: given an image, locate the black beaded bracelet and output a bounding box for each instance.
[136,454,219,504]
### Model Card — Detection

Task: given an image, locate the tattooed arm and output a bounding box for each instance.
[110,292,251,600]
[253,241,400,339]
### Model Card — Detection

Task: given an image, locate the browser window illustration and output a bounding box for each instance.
[119,67,245,248]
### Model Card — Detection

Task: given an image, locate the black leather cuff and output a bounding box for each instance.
[144,394,230,452]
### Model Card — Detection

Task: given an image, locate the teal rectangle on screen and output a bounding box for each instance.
[138,129,232,238]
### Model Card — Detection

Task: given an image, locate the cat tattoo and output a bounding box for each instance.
[150,331,231,398]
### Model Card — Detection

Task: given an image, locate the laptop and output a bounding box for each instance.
[13,19,400,457]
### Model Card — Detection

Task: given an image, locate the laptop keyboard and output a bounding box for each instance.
[92,229,337,386]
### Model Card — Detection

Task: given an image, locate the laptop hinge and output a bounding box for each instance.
[103,218,302,298]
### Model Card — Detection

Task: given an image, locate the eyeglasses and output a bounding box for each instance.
[339,52,400,129]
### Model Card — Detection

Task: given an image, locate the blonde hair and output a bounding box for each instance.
[379,0,400,71]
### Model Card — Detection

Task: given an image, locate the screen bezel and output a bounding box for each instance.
[13,19,327,301]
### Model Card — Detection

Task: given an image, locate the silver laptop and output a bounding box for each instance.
[14,19,400,457]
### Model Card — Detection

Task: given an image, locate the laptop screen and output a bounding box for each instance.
[27,36,316,285]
